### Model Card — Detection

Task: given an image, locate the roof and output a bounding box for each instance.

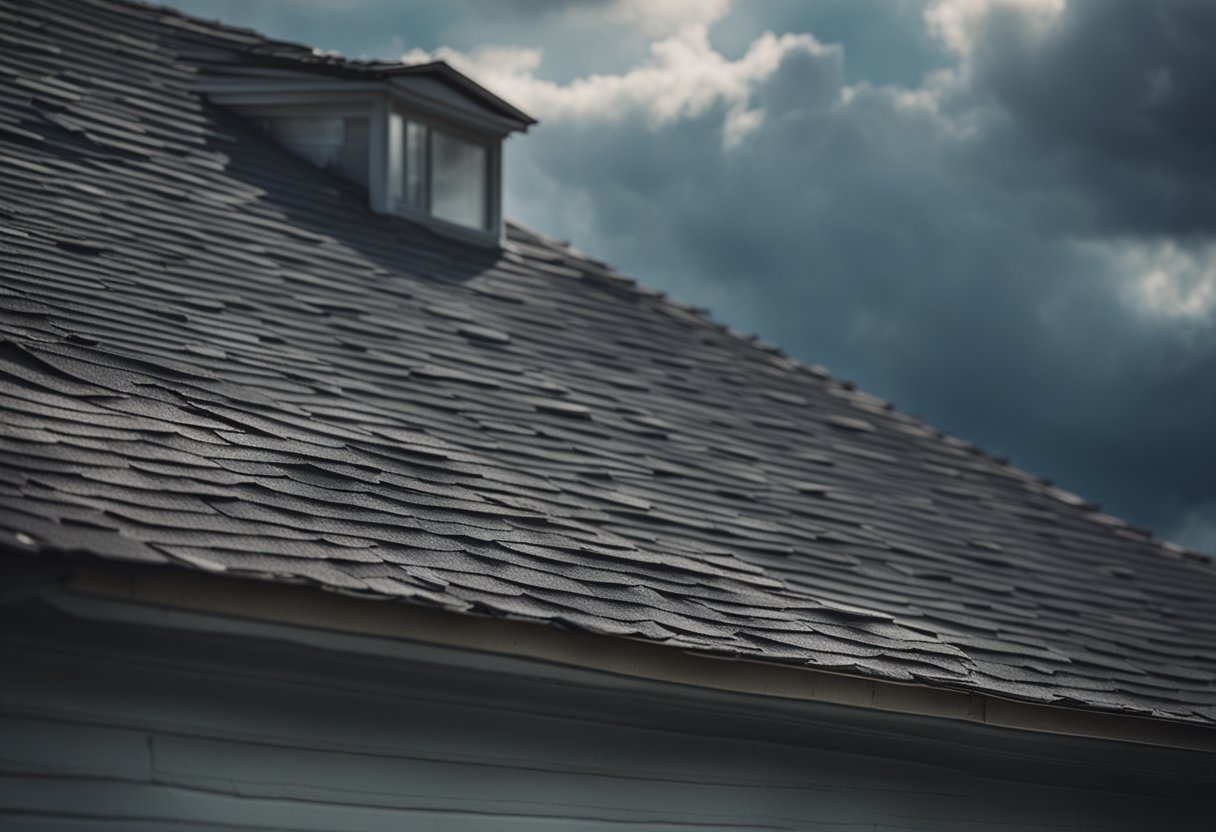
[2,0,1215,730]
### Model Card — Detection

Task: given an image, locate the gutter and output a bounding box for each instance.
[26,557,1216,755]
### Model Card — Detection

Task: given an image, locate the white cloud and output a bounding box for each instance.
[405,23,834,151]
[722,104,764,150]
[925,0,1066,57]
[1112,241,1216,320]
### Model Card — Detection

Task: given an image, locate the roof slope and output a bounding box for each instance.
[1,0,1215,727]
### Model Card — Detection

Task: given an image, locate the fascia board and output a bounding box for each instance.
[44,559,1216,755]
[197,80,525,136]
[388,82,524,137]
[199,81,386,108]
[20,590,1212,802]
[397,63,537,126]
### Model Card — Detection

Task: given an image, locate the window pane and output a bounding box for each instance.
[401,120,426,209]
[431,130,487,230]
[262,116,369,189]
[388,113,403,204]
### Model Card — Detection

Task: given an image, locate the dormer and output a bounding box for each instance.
[198,61,535,246]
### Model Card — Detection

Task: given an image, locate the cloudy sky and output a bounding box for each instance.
[167,0,1216,554]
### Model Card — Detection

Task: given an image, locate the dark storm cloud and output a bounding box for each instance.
[953,0,1216,237]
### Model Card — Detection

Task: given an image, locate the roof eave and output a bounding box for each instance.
[28,555,1216,755]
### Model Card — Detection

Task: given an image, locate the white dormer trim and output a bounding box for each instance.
[199,65,533,247]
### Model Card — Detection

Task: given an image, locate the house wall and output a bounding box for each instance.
[1,596,1212,832]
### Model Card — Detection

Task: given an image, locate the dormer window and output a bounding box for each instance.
[200,62,535,245]
[258,115,371,190]
[390,117,494,232]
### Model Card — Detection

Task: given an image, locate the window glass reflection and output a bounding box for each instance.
[431,130,487,230]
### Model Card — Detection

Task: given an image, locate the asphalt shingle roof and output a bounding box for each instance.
[2,0,1215,726]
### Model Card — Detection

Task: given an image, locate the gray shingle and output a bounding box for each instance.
[0,0,1214,727]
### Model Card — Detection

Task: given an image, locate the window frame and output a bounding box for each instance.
[386,109,500,237]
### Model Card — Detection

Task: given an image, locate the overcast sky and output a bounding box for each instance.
[166,0,1216,555]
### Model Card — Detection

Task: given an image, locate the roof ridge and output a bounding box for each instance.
[119,0,323,53]
[85,0,393,75]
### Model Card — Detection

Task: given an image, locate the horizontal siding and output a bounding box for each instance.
[1,608,1212,832]
[0,773,788,832]
[4,713,1131,831]
[0,816,271,832]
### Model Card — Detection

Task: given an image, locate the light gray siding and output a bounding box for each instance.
[1,598,1212,832]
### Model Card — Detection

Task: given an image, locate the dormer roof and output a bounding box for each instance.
[198,59,536,137]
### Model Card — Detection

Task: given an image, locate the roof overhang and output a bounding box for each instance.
[196,62,535,137]
[9,554,1215,755]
